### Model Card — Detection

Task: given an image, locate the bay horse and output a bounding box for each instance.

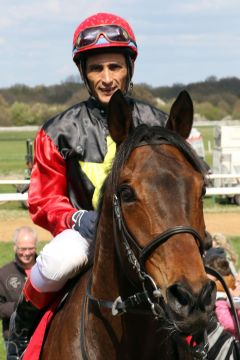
[41,90,216,360]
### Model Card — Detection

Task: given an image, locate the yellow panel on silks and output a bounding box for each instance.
[80,136,116,209]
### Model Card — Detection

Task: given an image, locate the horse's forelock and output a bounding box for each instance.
[109,125,206,192]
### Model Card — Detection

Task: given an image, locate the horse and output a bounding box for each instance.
[40,90,216,360]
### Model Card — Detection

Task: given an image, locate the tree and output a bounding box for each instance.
[0,95,11,125]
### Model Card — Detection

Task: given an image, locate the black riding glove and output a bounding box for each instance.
[71,210,98,239]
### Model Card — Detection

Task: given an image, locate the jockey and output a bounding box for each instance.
[7,12,167,359]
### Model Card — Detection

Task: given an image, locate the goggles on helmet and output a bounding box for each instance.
[73,24,137,51]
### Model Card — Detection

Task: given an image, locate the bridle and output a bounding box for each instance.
[82,191,240,360]
[113,193,204,270]
[112,192,206,309]
[83,191,209,359]
[113,193,210,360]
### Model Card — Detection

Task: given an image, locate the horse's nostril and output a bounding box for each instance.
[198,280,216,311]
[167,284,194,316]
[167,281,216,317]
[168,284,190,306]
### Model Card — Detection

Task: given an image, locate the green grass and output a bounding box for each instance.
[203,196,240,210]
[0,126,214,174]
[0,130,37,213]
[231,237,240,264]
[1,127,214,175]
[0,131,37,176]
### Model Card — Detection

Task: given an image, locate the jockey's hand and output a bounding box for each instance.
[71,210,98,239]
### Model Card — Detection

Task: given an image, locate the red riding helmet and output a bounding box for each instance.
[72,12,138,65]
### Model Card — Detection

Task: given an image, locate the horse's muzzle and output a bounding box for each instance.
[166,280,216,333]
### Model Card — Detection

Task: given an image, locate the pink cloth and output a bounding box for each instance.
[25,269,31,277]
[215,299,240,337]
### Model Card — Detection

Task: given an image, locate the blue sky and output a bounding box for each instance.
[1,0,240,88]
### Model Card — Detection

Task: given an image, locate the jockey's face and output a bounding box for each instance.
[85,52,128,106]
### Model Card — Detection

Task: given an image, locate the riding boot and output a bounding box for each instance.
[7,294,40,360]
[7,277,58,360]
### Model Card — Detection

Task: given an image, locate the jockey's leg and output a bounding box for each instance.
[7,229,94,360]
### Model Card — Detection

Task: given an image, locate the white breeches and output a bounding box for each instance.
[30,229,94,293]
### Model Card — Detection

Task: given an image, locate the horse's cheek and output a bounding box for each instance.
[145,252,171,293]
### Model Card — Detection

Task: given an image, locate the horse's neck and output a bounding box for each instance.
[84,206,124,358]
[92,207,120,299]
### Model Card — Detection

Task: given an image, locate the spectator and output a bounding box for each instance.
[212,232,238,276]
[204,246,240,337]
[0,226,38,347]
[232,273,240,297]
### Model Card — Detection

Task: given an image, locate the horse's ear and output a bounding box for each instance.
[165,90,193,139]
[107,90,133,145]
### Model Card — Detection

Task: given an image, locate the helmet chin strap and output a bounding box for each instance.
[125,54,134,95]
[128,81,133,96]
[78,62,93,96]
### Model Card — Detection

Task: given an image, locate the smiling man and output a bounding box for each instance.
[7,12,168,359]
[0,227,37,349]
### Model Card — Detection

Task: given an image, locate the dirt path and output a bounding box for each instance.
[0,211,239,242]
[0,213,52,242]
[204,212,240,237]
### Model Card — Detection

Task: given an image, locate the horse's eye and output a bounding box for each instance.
[119,185,135,202]
[201,186,206,197]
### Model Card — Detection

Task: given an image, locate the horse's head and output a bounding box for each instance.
[105,90,216,338]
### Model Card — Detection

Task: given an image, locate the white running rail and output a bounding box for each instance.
[1,176,240,202]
